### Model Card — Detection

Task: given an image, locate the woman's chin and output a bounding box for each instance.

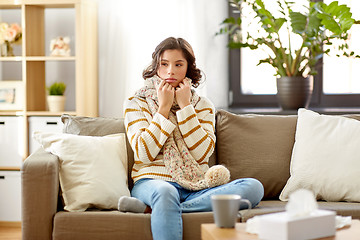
[169,82,179,88]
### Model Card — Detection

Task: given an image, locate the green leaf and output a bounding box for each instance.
[222,17,236,24]
[237,17,242,26]
[255,0,266,9]
[274,18,286,32]
[340,18,354,32]
[307,7,322,37]
[318,13,341,35]
[320,1,355,34]
[228,42,257,49]
[325,1,339,15]
[257,58,272,66]
[290,12,307,34]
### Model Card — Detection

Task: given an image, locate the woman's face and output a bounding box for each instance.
[157,49,188,87]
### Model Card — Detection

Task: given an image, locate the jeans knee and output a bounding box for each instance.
[231,178,264,207]
[250,178,264,193]
[151,183,180,206]
[247,178,264,206]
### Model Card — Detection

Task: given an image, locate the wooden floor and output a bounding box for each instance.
[0,225,21,240]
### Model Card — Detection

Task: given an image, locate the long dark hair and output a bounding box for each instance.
[142,37,202,88]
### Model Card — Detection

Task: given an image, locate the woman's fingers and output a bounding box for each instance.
[184,79,190,86]
[159,80,166,89]
[178,79,189,89]
[167,83,172,90]
[159,80,174,93]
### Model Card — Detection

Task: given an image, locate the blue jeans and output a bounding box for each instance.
[131,178,264,240]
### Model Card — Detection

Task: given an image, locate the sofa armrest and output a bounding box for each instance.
[22,148,59,240]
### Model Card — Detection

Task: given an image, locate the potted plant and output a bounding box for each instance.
[218,0,360,109]
[47,82,66,112]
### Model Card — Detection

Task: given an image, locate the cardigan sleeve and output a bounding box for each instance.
[124,97,176,163]
[176,97,216,165]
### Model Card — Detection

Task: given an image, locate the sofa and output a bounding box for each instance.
[22,109,360,240]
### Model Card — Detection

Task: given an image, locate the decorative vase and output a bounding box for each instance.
[47,95,66,112]
[0,42,14,57]
[276,76,313,110]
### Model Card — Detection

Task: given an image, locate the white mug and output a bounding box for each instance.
[211,194,251,228]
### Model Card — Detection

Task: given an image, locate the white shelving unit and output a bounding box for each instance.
[0,0,98,224]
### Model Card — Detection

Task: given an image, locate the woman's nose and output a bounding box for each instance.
[168,66,174,75]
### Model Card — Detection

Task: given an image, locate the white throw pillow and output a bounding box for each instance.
[33,131,130,211]
[280,108,360,202]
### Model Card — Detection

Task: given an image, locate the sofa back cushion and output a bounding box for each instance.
[61,112,360,201]
[279,109,360,202]
[61,114,217,189]
[215,110,297,199]
[61,114,135,188]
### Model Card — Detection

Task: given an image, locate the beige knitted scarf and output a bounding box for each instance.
[133,75,211,191]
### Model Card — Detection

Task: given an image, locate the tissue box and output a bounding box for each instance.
[258,209,336,240]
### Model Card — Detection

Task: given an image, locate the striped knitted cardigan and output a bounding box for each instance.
[124,76,216,190]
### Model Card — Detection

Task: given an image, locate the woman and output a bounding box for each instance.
[119,37,264,240]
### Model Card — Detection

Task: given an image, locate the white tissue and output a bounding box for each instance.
[285,189,318,217]
[245,216,260,234]
[336,215,352,229]
[245,188,352,236]
[284,189,351,229]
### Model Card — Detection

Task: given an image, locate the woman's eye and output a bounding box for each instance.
[161,63,168,66]
[176,64,183,67]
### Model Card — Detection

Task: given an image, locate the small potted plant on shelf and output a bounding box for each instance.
[217,0,360,110]
[47,82,66,112]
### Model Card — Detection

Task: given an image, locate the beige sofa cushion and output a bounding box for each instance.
[33,131,130,211]
[280,109,360,202]
[215,110,297,199]
[61,114,126,136]
[53,211,214,240]
[61,114,135,188]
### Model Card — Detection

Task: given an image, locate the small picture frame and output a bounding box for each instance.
[0,81,24,110]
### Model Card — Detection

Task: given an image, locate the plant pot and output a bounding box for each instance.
[276,76,313,110]
[47,95,66,112]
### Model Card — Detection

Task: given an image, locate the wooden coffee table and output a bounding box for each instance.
[201,219,360,240]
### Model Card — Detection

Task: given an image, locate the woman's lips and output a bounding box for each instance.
[165,78,177,83]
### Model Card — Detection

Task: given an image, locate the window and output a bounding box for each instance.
[229,0,360,108]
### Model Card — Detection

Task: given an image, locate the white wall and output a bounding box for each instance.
[97,0,229,117]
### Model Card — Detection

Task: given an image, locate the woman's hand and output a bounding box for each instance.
[175,79,191,109]
[157,80,174,118]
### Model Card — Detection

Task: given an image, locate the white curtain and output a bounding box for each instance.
[97,0,229,117]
